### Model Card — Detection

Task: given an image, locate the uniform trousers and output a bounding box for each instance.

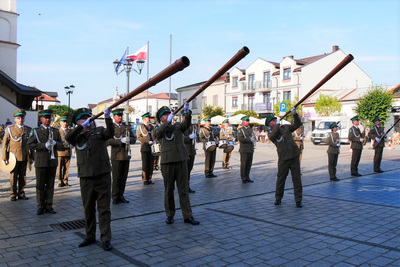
[328,153,338,179]
[240,152,253,181]
[80,173,111,242]
[161,160,193,219]
[57,156,71,185]
[373,147,383,171]
[35,166,57,209]
[10,161,27,198]
[153,156,159,169]
[187,155,195,186]
[276,156,302,202]
[351,149,362,174]
[111,160,130,200]
[141,152,154,182]
[222,152,231,168]
[204,149,216,176]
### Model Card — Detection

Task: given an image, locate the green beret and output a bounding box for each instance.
[222,119,229,124]
[142,112,150,119]
[72,108,92,123]
[156,106,171,122]
[112,108,124,115]
[13,109,26,117]
[330,122,338,129]
[351,116,359,121]
[373,117,381,122]
[265,115,277,126]
[60,116,68,122]
[38,109,53,117]
[241,116,250,121]
[204,117,211,122]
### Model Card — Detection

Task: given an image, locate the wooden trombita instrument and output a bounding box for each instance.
[373,117,400,148]
[90,56,190,121]
[280,54,354,120]
[173,46,250,115]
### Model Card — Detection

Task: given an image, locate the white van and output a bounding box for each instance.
[311,116,352,145]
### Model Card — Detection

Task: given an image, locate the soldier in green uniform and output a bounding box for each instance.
[182,109,196,193]
[220,119,234,169]
[155,104,199,225]
[65,107,114,251]
[107,108,136,204]
[237,116,255,183]
[57,116,72,187]
[199,117,217,178]
[150,117,160,171]
[137,112,155,185]
[368,117,385,173]
[2,109,33,201]
[348,116,364,176]
[27,109,63,215]
[267,107,303,208]
[326,122,340,181]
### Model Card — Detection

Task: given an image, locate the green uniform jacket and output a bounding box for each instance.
[58,127,72,157]
[268,114,301,161]
[183,124,196,156]
[107,123,136,160]
[2,124,32,161]
[368,125,385,148]
[237,126,254,153]
[137,123,154,153]
[327,131,340,154]
[155,114,191,164]
[27,125,63,167]
[65,118,114,177]
[348,126,364,150]
[199,126,216,150]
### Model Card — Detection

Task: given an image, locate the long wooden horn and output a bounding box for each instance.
[174,46,250,114]
[280,54,354,120]
[91,56,190,121]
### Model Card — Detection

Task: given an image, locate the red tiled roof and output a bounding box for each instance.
[34,93,60,102]
[295,53,329,66]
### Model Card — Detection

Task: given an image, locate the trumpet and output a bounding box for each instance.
[251,130,257,149]
[126,129,132,157]
[48,130,56,160]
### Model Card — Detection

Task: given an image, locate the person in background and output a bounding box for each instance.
[57,116,72,187]
[237,116,255,183]
[326,122,340,181]
[150,116,160,171]
[199,117,217,178]
[137,112,155,185]
[368,117,385,173]
[220,119,234,169]
[5,118,12,127]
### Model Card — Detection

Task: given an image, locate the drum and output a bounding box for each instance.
[218,140,227,149]
[224,141,235,153]
[151,143,161,156]
[205,141,216,152]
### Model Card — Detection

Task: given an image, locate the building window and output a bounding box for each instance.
[283,91,291,101]
[232,96,238,108]
[213,95,218,106]
[248,95,254,111]
[248,74,255,90]
[232,77,238,87]
[202,96,207,108]
[192,98,197,109]
[263,93,270,104]
[263,72,271,88]
[283,68,291,80]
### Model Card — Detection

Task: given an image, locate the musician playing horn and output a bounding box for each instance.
[27,109,63,215]
[107,108,136,204]
[326,122,340,182]
[57,116,72,187]
[220,119,233,169]
[137,112,155,185]
[368,117,385,173]
[1,109,33,201]
[182,109,196,193]
[348,116,364,177]
[199,117,217,178]
[237,116,255,183]
[155,104,199,225]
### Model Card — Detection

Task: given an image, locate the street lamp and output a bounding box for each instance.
[113,54,145,124]
[64,85,75,121]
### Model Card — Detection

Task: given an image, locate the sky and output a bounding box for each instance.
[16,0,400,109]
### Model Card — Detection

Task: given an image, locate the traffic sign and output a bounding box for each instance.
[280,102,287,112]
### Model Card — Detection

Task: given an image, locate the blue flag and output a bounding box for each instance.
[115,50,127,73]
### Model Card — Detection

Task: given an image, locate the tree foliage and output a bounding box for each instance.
[48,105,75,116]
[354,85,394,127]
[273,97,302,122]
[232,110,259,118]
[314,94,342,116]
[201,105,225,118]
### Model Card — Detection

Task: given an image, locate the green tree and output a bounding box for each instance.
[273,97,303,122]
[354,85,394,127]
[48,105,72,116]
[201,105,225,118]
[314,94,342,116]
[232,110,259,118]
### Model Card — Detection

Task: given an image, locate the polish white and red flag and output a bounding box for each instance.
[126,44,148,61]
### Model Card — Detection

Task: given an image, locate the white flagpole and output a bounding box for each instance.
[146,41,149,112]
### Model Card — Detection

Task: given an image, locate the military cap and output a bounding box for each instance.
[203,117,211,122]
[59,116,68,122]
[38,109,53,117]
[112,108,124,116]
[351,116,360,121]
[13,109,26,117]
[265,115,277,126]
[181,109,192,115]
[373,117,381,122]
[142,112,150,119]
[151,120,157,124]
[72,108,92,123]
[330,122,338,129]
[222,119,229,124]
[156,106,171,122]
[241,116,250,121]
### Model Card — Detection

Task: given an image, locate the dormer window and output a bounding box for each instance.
[233,77,238,87]
[283,68,291,80]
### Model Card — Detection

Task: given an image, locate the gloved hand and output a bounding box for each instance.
[45,141,52,150]
[184,102,189,114]
[360,138,364,143]
[167,113,174,122]
[301,136,304,141]
[189,133,196,139]
[375,137,381,143]
[276,118,281,124]
[82,117,93,128]
[121,137,129,144]
[103,108,111,119]
[52,140,56,146]
[148,141,153,145]
[337,143,341,147]
[291,107,297,115]
[250,137,255,142]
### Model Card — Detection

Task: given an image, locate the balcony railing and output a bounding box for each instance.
[241,104,256,111]
[240,80,272,92]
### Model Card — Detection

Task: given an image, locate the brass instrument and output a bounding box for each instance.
[251,129,257,149]
[126,129,132,157]
[360,122,368,146]
[48,130,56,160]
